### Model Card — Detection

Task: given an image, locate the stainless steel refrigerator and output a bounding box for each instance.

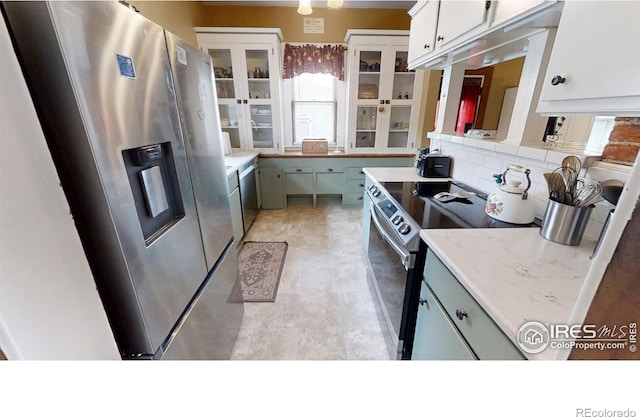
[2,1,243,359]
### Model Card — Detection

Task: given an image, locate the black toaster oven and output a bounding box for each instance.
[416,154,452,178]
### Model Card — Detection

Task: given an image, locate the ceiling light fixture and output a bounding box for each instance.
[297,0,312,15]
[327,0,344,8]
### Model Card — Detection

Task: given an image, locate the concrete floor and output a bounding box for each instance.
[230,203,392,360]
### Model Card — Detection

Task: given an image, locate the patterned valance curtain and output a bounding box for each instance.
[283,43,347,81]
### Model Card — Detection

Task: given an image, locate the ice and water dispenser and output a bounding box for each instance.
[122,143,185,245]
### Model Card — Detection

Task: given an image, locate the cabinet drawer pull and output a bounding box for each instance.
[358,196,363,201]
[359,183,364,187]
[437,35,444,42]
[296,168,302,172]
[423,44,430,50]
[551,75,566,86]
[418,298,428,306]
[327,168,333,172]
[359,170,364,175]
[455,309,468,320]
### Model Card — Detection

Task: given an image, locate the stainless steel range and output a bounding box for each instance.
[365,180,538,359]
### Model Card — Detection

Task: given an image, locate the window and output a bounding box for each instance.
[586,116,615,151]
[291,73,337,145]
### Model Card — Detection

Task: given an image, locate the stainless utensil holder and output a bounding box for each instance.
[540,199,594,246]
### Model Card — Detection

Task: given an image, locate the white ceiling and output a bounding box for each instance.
[202,1,416,9]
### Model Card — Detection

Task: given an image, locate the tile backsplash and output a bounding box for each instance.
[428,133,631,241]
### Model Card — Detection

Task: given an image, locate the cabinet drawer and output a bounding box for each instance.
[424,249,525,360]
[344,192,365,205]
[318,166,344,173]
[284,167,313,174]
[346,167,365,179]
[227,171,238,191]
[346,178,366,192]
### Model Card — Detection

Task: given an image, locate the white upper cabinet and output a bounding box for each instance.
[345,31,425,154]
[537,1,640,116]
[408,1,562,71]
[196,28,284,153]
[408,0,490,69]
[435,0,489,48]
[408,1,439,66]
[491,0,547,28]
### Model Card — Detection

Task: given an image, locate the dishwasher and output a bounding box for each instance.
[238,160,258,233]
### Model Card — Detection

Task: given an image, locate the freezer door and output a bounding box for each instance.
[162,243,244,359]
[165,31,234,270]
[3,2,209,356]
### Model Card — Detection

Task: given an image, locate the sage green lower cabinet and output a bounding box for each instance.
[258,156,412,209]
[259,166,285,209]
[255,158,262,209]
[413,281,477,360]
[344,167,366,206]
[227,172,244,247]
[413,249,526,360]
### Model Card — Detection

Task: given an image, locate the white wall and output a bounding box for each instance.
[0,18,120,359]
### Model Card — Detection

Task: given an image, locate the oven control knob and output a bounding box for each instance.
[369,185,378,192]
[373,190,381,197]
[399,224,411,235]
[392,215,404,225]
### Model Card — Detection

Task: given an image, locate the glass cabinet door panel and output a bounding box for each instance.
[252,127,273,149]
[356,105,378,131]
[392,51,414,100]
[248,80,271,99]
[392,73,415,100]
[358,51,381,100]
[394,51,410,73]
[355,105,378,148]
[218,104,241,148]
[245,49,271,99]
[388,132,408,148]
[209,49,236,99]
[388,106,411,147]
[250,104,272,127]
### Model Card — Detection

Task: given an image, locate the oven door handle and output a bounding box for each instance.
[370,200,414,270]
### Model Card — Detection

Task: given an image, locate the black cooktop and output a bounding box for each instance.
[379,181,540,230]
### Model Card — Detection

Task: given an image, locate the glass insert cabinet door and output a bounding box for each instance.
[245,49,274,149]
[207,45,279,151]
[347,39,422,153]
[196,28,284,153]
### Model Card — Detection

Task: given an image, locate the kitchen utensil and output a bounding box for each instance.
[548,171,572,204]
[433,191,476,199]
[485,164,536,224]
[551,166,579,198]
[601,185,624,206]
[562,155,582,174]
[573,179,602,207]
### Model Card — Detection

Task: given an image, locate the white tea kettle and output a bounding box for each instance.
[485,163,536,224]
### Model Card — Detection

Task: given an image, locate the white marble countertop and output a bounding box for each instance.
[420,228,595,360]
[225,151,260,176]
[363,167,452,183]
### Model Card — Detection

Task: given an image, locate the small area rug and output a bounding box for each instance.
[238,241,288,302]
